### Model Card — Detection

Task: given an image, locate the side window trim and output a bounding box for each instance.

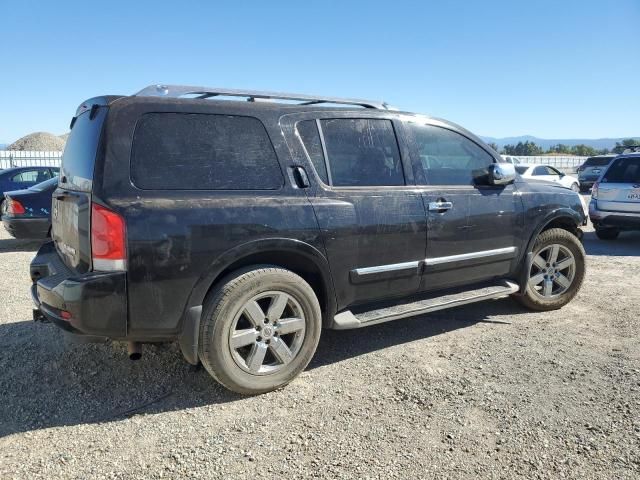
[315,119,334,185]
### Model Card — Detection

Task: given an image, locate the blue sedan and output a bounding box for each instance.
[2,177,58,238]
[0,166,59,211]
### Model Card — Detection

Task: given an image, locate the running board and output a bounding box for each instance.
[333,280,520,330]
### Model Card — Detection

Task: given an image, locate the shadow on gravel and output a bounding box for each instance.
[310,297,529,369]
[0,298,529,438]
[582,230,640,257]
[0,237,43,253]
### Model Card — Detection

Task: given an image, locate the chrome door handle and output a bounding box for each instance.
[428,201,453,212]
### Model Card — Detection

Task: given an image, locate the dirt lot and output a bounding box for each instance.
[0,212,639,479]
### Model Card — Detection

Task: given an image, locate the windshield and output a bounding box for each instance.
[602,157,640,184]
[29,177,59,191]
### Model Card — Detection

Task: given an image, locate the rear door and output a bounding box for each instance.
[597,156,640,213]
[51,105,108,273]
[284,113,427,309]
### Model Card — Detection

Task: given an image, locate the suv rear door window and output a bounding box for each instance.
[296,120,329,184]
[584,157,614,167]
[320,118,404,187]
[602,157,640,183]
[131,113,284,190]
[408,124,493,185]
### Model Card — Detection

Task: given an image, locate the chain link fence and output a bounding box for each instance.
[0,151,63,169]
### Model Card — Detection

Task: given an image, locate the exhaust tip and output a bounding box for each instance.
[127,341,142,361]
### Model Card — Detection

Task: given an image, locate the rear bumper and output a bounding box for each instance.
[589,201,640,230]
[2,216,50,239]
[30,241,127,338]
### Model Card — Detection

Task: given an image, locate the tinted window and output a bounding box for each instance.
[584,157,614,167]
[132,113,283,190]
[532,166,548,176]
[61,107,107,191]
[296,120,328,184]
[320,119,404,187]
[515,166,529,174]
[409,124,493,185]
[603,157,640,183]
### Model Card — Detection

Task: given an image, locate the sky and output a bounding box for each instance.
[0,0,638,143]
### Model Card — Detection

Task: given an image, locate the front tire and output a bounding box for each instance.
[516,228,585,311]
[595,227,619,240]
[198,266,322,395]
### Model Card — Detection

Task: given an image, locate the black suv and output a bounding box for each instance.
[31,85,587,394]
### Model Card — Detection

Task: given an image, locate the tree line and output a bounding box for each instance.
[487,138,640,157]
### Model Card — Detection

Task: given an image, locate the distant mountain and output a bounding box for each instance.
[480,136,637,151]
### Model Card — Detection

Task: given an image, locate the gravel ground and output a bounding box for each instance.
[0,209,639,479]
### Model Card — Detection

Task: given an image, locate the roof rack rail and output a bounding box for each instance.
[134,84,390,110]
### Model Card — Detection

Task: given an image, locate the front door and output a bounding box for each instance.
[402,120,523,291]
[285,115,427,309]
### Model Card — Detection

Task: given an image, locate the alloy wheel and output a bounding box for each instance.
[528,244,576,298]
[228,291,306,375]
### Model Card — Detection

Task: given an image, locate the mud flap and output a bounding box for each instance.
[179,305,202,365]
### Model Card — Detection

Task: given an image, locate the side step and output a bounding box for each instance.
[333,280,520,330]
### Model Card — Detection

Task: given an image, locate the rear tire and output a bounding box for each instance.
[516,228,585,311]
[198,266,322,395]
[595,227,619,240]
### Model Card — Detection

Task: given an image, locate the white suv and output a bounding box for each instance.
[589,153,640,239]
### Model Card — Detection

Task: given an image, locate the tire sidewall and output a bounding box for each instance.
[200,268,322,394]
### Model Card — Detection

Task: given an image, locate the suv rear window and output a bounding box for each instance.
[60,107,108,191]
[131,113,283,190]
[583,157,614,167]
[602,157,640,183]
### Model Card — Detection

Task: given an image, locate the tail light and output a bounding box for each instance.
[591,181,599,200]
[6,198,26,215]
[91,203,127,271]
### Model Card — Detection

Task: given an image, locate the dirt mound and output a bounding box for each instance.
[7,132,66,151]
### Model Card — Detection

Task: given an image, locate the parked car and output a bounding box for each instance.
[0,166,59,212]
[589,153,640,239]
[2,177,58,239]
[501,155,521,165]
[30,85,587,394]
[577,155,616,192]
[515,164,580,192]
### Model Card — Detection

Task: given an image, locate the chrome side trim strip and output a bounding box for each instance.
[354,260,420,276]
[425,247,517,266]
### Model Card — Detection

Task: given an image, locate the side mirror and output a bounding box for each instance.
[488,163,516,186]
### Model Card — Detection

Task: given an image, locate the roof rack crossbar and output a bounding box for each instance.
[135,84,388,109]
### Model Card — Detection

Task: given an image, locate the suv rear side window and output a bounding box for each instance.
[320,118,404,187]
[296,120,329,184]
[131,113,284,190]
[408,124,493,185]
[584,157,614,167]
[602,157,640,183]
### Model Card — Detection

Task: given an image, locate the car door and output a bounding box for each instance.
[402,120,524,291]
[283,113,427,309]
